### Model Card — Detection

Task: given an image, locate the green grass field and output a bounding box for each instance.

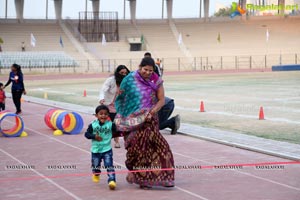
[10,71,300,144]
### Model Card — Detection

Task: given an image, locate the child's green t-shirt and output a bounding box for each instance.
[90,120,112,153]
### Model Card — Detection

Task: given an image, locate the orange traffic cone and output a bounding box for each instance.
[259,106,265,120]
[200,101,205,112]
[21,98,25,102]
[83,90,87,97]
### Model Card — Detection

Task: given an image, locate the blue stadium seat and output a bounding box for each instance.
[0,52,78,69]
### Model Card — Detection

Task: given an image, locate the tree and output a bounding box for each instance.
[214,7,231,17]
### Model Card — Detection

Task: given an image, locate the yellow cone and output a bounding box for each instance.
[53,130,63,136]
[20,131,28,137]
[44,92,48,99]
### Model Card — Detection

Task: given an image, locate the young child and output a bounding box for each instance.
[0,83,6,111]
[85,105,117,190]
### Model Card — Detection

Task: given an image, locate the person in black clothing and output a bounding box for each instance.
[4,64,26,114]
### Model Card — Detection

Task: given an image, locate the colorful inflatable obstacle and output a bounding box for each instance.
[44,109,84,135]
[0,111,27,137]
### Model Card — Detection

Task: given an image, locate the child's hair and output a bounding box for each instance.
[0,82,3,87]
[95,105,109,115]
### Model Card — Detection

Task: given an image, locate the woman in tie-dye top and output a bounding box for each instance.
[115,57,175,189]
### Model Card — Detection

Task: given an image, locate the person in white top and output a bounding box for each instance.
[99,65,130,148]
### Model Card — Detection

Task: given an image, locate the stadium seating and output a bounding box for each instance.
[174,16,300,56]
[0,51,78,68]
[0,16,299,72]
[83,20,185,70]
[83,16,300,63]
[0,21,85,60]
[0,21,93,72]
[135,20,185,58]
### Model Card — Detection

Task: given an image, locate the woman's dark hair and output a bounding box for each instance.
[0,82,3,87]
[114,65,130,86]
[12,64,22,74]
[140,57,155,69]
[95,105,109,114]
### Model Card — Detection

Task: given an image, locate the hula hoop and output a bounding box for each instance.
[44,109,84,135]
[0,111,25,137]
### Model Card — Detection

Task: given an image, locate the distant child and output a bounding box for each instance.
[85,105,117,190]
[0,83,6,111]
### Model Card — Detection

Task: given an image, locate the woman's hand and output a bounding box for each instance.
[145,112,153,122]
[145,109,156,122]
[99,99,105,104]
[150,108,157,115]
[117,89,124,95]
[23,90,27,95]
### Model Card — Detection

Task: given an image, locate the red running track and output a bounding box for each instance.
[0,99,299,200]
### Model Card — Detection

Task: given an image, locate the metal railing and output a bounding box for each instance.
[0,53,299,74]
[97,53,300,72]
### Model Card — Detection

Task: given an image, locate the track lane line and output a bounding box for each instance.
[4,106,299,197]
[20,124,211,200]
[172,152,300,191]
[0,148,83,200]
[19,108,300,196]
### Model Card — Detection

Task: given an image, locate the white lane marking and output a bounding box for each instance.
[29,88,76,94]
[9,98,300,197]
[172,152,300,191]
[237,171,300,191]
[175,186,209,200]
[7,106,300,197]
[0,148,82,200]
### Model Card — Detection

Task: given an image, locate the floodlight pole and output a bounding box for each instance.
[46,0,48,20]
[5,0,8,18]
[199,0,202,18]
[123,0,126,19]
[86,0,88,12]
[162,0,164,19]
[85,0,88,19]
